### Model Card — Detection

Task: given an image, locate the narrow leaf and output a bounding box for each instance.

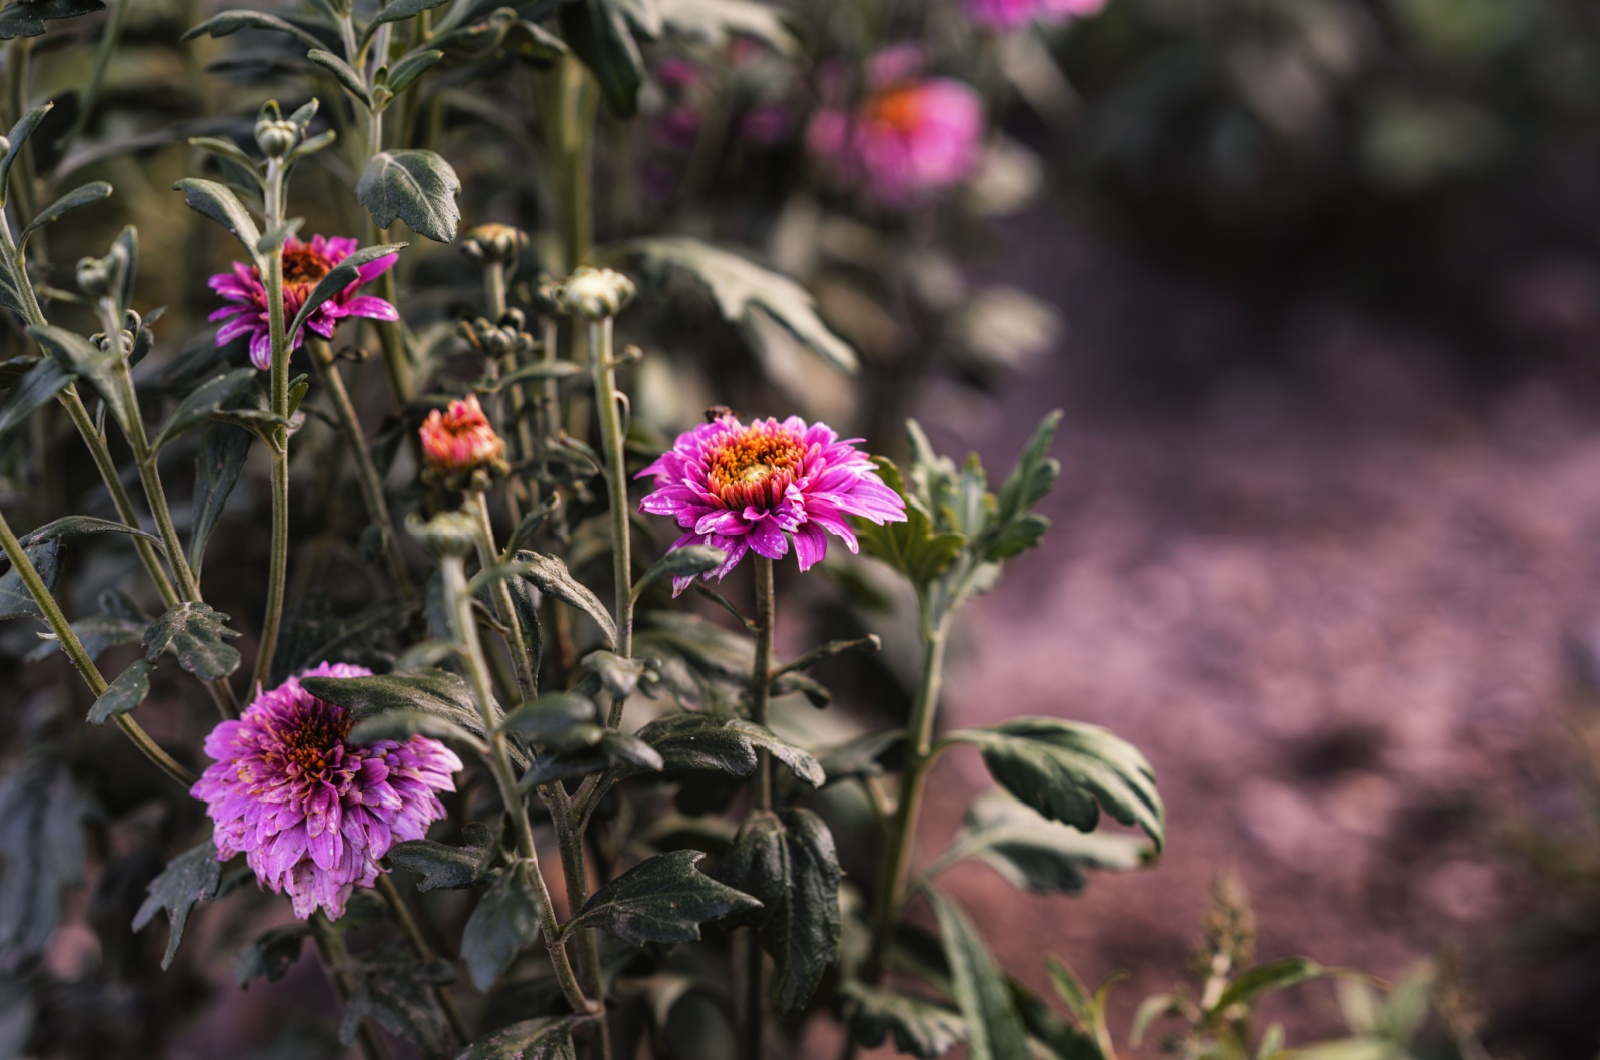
[190,423,251,574]
[17,516,159,548]
[929,888,1029,1060]
[182,10,326,52]
[172,178,263,263]
[0,540,61,622]
[19,181,112,248]
[27,324,136,435]
[456,1018,577,1060]
[0,103,52,206]
[152,367,257,450]
[0,357,73,439]
[509,551,616,648]
[307,49,374,108]
[632,544,726,600]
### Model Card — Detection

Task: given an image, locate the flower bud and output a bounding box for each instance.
[460,223,529,267]
[405,510,478,557]
[255,118,298,159]
[419,394,509,490]
[76,255,115,299]
[559,267,636,320]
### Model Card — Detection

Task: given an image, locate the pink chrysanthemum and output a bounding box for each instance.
[192,662,461,920]
[968,0,1106,29]
[638,413,907,593]
[208,234,399,370]
[419,395,509,484]
[807,55,983,204]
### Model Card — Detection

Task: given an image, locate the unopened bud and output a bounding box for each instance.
[255,118,298,159]
[419,394,509,490]
[460,223,529,267]
[559,267,635,320]
[76,255,115,298]
[405,510,477,557]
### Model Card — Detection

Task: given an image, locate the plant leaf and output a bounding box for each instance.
[307,49,374,109]
[929,888,1029,1060]
[87,658,156,724]
[0,758,89,958]
[841,983,967,1058]
[172,178,264,264]
[348,709,486,751]
[132,839,223,970]
[560,0,645,118]
[0,102,51,205]
[456,1017,578,1060]
[857,457,965,587]
[461,861,543,991]
[151,367,257,450]
[656,0,796,54]
[631,544,726,600]
[301,669,495,741]
[142,602,243,681]
[356,150,461,242]
[341,949,456,1059]
[367,0,452,33]
[497,692,599,746]
[566,849,760,946]
[0,357,73,439]
[936,791,1154,895]
[507,551,616,649]
[1212,957,1332,1016]
[981,410,1061,561]
[388,822,498,892]
[182,9,326,51]
[0,0,104,40]
[384,48,444,93]
[517,730,661,789]
[637,712,825,786]
[0,540,60,622]
[190,423,252,574]
[16,515,159,549]
[27,324,136,435]
[19,181,111,248]
[237,923,311,988]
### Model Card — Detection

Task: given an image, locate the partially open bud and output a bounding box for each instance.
[559,267,636,320]
[460,223,529,267]
[419,394,509,491]
[255,113,298,159]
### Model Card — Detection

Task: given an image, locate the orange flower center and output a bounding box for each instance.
[709,425,804,506]
[283,243,335,287]
[283,712,352,772]
[864,86,927,133]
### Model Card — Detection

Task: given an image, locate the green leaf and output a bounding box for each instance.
[456,1018,578,1060]
[857,458,965,587]
[0,102,51,205]
[87,658,155,724]
[190,424,251,574]
[188,135,260,178]
[0,758,88,957]
[1212,957,1331,1016]
[388,822,498,891]
[341,949,456,1058]
[497,692,599,747]
[182,9,325,52]
[256,217,304,254]
[356,150,461,243]
[142,602,242,681]
[632,544,727,600]
[935,792,1154,895]
[948,718,1165,852]
[17,515,159,548]
[237,923,311,988]
[0,540,60,622]
[983,410,1061,560]
[1130,992,1176,1046]
[151,367,257,450]
[0,357,72,439]
[0,0,103,40]
[26,611,146,664]
[561,0,645,118]
[307,49,374,109]
[929,888,1029,1060]
[575,651,653,699]
[19,181,111,248]
[610,236,857,372]
[132,840,222,970]
[301,668,495,742]
[368,0,451,33]
[841,983,967,1058]
[348,709,487,752]
[461,861,543,990]
[507,551,616,649]
[172,178,264,264]
[504,496,561,555]
[27,324,136,435]
[816,730,903,785]
[637,712,825,786]
[566,849,760,946]
[656,0,797,54]
[715,808,840,1015]
[518,730,661,789]
[383,48,444,94]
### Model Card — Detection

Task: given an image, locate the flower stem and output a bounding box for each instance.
[0,507,195,789]
[311,916,392,1060]
[254,158,292,692]
[540,784,613,1060]
[306,336,414,601]
[375,874,470,1047]
[590,317,632,711]
[741,554,777,1060]
[468,489,534,698]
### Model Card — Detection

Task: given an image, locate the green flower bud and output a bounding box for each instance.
[461,223,529,267]
[405,510,478,557]
[559,267,636,320]
[255,118,298,159]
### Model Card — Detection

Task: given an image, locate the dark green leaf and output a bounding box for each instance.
[87,658,155,724]
[610,236,857,372]
[936,792,1153,895]
[27,324,135,435]
[505,19,569,60]
[171,178,264,263]
[26,612,146,663]
[302,669,494,741]
[256,217,304,254]
[388,822,497,891]
[142,602,242,681]
[182,9,325,52]
[307,49,374,109]
[237,923,311,988]
[715,808,840,1015]
[1212,957,1330,1016]
[356,150,461,243]
[929,888,1029,1060]
[504,496,561,555]
[19,181,111,248]
[0,759,88,957]
[0,540,60,622]
[632,544,726,600]
[508,551,616,648]
[190,423,251,574]
[132,840,222,970]
[341,949,456,1059]
[456,1017,578,1060]
[561,0,645,118]
[857,457,965,587]
[637,712,825,787]
[0,102,51,205]
[574,651,652,699]
[0,357,72,439]
[368,0,452,32]
[841,983,966,1058]
[349,709,486,750]
[948,718,1164,852]
[498,692,598,746]
[151,367,257,450]
[518,730,661,789]
[384,48,443,94]
[17,515,159,548]
[1010,977,1103,1060]
[982,411,1060,561]
[462,861,542,990]
[817,730,903,785]
[567,849,760,946]
[0,0,103,40]
[188,135,259,177]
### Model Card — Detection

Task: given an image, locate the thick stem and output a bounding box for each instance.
[741,554,776,1060]
[306,337,414,599]
[0,507,195,788]
[469,490,534,697]
[590,318,632,719]
[254,159,292,691]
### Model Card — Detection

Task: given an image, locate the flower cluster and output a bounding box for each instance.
[209,234,398,370]
[419,394,509,489]
[191,663,460,920]
[639,413,907,593]
[968,0,1106,30]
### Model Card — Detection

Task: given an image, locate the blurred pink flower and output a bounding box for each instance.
[208,234,398,370]
[968,0,1107,29]
[419,394,508,484]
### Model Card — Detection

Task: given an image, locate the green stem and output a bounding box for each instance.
[53,0,129,161]
[375,875,470,1047]
[742,554,776,1060]
[311,916,391,1060]
[468,489,534,698]
[255,159,292,691]
[542,785,613,1060]
[306,337,414,600]
[0,507,195,788]
[590,317,633,718]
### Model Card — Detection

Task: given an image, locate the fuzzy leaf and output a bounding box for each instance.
[143,602,242,681]
[0,539,60,622]
[456,1017,578,1060]
[567,849,760,946]
[87,658,156,724]
[0,0,103,39]
[182,9,325,52]
[561,0,645,118]
[27,324,136,435]
[637,712,825,786]
[930,888,1029,1060]
[152,367,257,450]
[936,791,1153,895]
[17,515,159,548]
[349,709,485,750]
[132,839,223,970]
[341,950,456,1059]
[842,984,967,1058]
[302,669,493,740]
[368,0,451,32]
[172,178,265,264]
[517,730,661,789]
[508,551,616,649]
[307,49,374,109]
[237,923,311,988]
[384,48,444,93]
[631,545,726,600]
[356,150,461,242]
[0,102,51,205]
[497,692,599,747]
[190,423,251,574]
[462,861,542,990]
[0,357,72,438]
[19,181,111,248]
[388,823,498,892]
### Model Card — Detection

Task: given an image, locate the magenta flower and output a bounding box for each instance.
[208,234,399,370]
[191,662,461,920]
[806,63,984,204]
[968,0,1106,29]
[638,413,907,593]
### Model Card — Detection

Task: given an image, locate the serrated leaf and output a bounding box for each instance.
[152,367,257,450]
[356,150,461,243]
[0,539,60,622]
[982,410,1061,561]
[172,178,263,264]
[87,658,155,724]
[841,983,967,1058]
[142,602,242,681]
[307,49,374,109]
[301,669,494,741]
[0,759,88,958]
[341,950,456,1059]
[637,712,825,786]
[19,181,111,248]
[715,808,840,1015]
[237,923,311,988]
[508,551,616,648]
[0,0,103,40]
[936,791,1154,895]
[948,718,1165,852]
[190,423,251,574]
[857,457,965,586]
[0,102,51,205]
[632,544,726,600]
[561,0,645,118]
[132,840,222,970]
[27,324,135,434]
[611,236,857,372]
[566,849,760,946]
[456,1017,578,1060]
[462,861,542,990]
[182,9,325,52]
[929,888,1029,1060]
[0,357,72,438]
[16,515,159,548]
[389,822,498,891]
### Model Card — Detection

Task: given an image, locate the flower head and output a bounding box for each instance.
[419,394,509,489]
[209,234,399,370]
[968,0,1105,29]
[807,55,983,204]
[192,662,461,920]
[638,413,907,593]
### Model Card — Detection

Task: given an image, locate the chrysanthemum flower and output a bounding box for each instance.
[638,413,907,593]
[192,662,461,920]
[968,0,1105,30]
[807,53,983,204]
[419,394,509,488]
[208,234,398,370]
